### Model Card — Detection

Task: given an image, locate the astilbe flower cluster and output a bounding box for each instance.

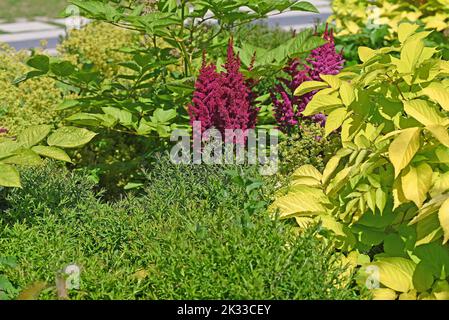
[188,39,258,143]
[271,25,344,132]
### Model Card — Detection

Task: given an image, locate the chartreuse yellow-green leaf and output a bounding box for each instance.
[398,22,420,43]
[339,82,355,107]
[358,46,376,63]
[430,172,449,197]
[393,178,408,209]
[401,163,433,208]
[389,128,421,177]
[399,37,424,74]
[426,125,449,148]
[325,108,347,137]
[403,99,444,126]
[432,280,449,300]
[438,197,449,244]
[270,186,328,219]
[320,74,342,89]
[1,149,42,166]
[0,163,21,188]
[399,290,417,300]
[372,257,416,293]
[422,83,449,111]
[16,125,52,148]
[372,288,397,300]
[47,126,97,148]
[293,81,328,97]
[31,146,72,163]
[291,165,322,186]
[0,140,20,159]
[322,155,342,185]
[302,94,342,117]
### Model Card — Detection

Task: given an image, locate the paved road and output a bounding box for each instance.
[0,0,332,55]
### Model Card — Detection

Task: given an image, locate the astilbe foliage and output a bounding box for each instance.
[188,39,258,142]
[271,26,344,133]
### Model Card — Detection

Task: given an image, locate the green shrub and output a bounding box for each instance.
[0,44,64,134]
[278,121,340,176]
[1,161,97,222]
[0,257,18,300]
[0,158,361,300]
[236,24,295,50]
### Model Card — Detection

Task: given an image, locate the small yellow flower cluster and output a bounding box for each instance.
[0,44,64,134]
[57,21,141,78]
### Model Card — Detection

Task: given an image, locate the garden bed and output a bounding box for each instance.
[2,0,449,301]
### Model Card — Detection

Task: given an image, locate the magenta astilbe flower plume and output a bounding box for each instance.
[188,54,220,134]
[307,25,345,81]
[188,39,258,142]
[271,25,344,132]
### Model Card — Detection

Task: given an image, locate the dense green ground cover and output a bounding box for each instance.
[0,160,361,299]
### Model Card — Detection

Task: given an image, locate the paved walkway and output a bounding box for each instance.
[0,0,332,55]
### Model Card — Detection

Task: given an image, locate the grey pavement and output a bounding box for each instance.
[0,0,332,55]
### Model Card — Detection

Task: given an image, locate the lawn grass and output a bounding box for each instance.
[0,0,68,21]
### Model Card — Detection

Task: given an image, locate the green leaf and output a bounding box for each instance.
[102,107,134,127]
[16,125,52,148]
[413,262,435,292]
[384,234,406,257]
[414,242,449,278]
[31,146,72,163]
[56,99,80,111]
[0,163,21,188]
[319,215,356,248]
[50,61,75,77]
[151,108,177,124]
[388,128,421,177]
[401,163,433,208]
[294,81,328,97]
[26,55,49,72]
[376,188,387,214]
[290,1,319,13]
[47,126,97,148]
